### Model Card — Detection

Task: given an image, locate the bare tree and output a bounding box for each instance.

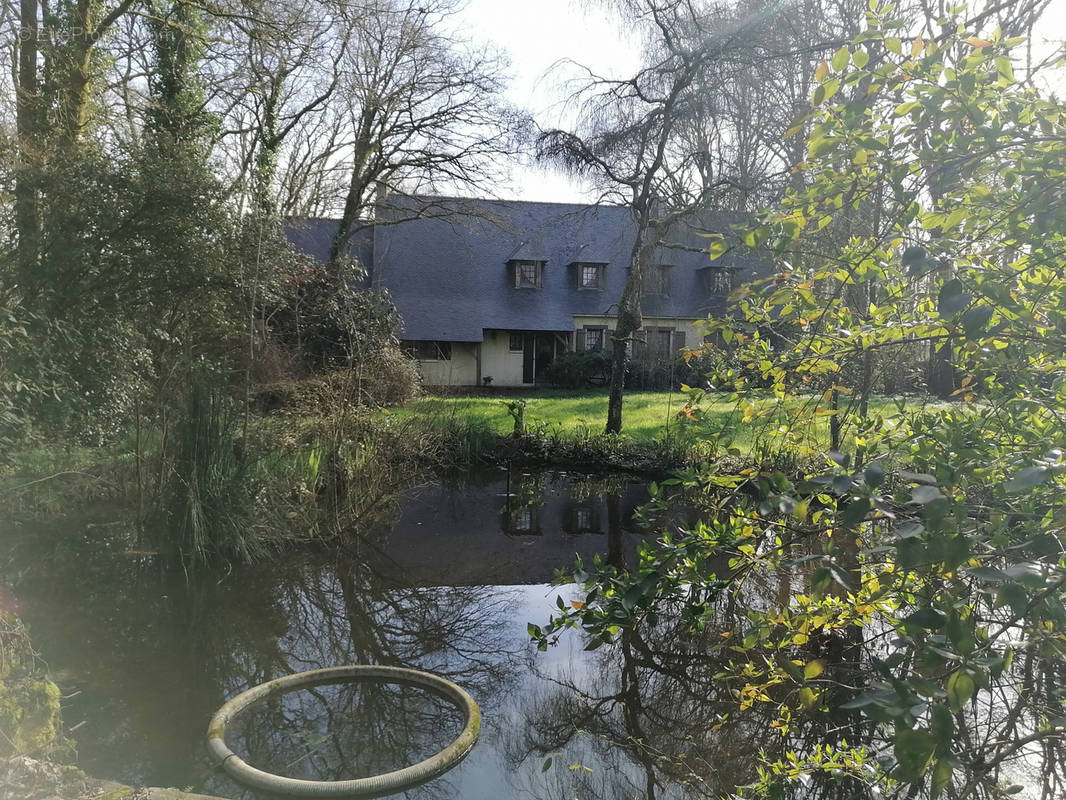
[321,0,527,275]
[539,0,793,434]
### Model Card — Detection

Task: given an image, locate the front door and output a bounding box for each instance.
[522,334,535,383]
[533,333,555,382]
[522,332,562,384]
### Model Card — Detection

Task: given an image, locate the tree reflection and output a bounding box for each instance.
[1,519,523,798]
[510,565,880,800]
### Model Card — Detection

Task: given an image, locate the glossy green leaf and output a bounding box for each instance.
[894,728,936,779]
[904,606,947,630]
[947,670,975,711]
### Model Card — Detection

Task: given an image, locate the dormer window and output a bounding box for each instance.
[700,266,738,295]
[511,260,544,289]
[575,263,606,290]
[644,264,672,296]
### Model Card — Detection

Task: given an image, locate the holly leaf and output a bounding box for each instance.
[894,728,937,780]
[937,279,971,317]
[903,606,947,630]
[947,670,976,711]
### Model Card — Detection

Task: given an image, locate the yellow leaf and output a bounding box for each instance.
[804,659,826,679]
[965,36,993,48]
[814,59,829,82]
[570,600,586,610]
[799,687,819,709]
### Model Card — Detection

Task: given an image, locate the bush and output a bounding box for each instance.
[267,258,402,371]
[545,349,613,388]
[253,346,421,415]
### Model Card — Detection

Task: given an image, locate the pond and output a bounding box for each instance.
[0,469,773,799]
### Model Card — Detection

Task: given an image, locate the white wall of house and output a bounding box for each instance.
[480,329,527,387]
[413,342,478,386]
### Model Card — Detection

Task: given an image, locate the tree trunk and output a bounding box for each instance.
[327,116,377,277]
[252,79,282,218]
[51,0,95,148]
[928,338,955,399]
[15,0,40,286]
[606,225,654,434]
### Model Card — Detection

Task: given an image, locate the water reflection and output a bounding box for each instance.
[0,470,665,798]
[230,681,464,787]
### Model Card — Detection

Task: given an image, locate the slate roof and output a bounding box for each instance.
[285,196,770,342]
[284,217,375,275]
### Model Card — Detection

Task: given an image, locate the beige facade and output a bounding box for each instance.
[408,317,704,388]
[479,329,526,386]
[410,342,478,386]
[572,315,705,356]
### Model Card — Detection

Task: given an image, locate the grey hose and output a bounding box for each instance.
[206,665,481,798]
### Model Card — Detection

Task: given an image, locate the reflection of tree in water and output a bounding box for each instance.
[229,680,465,785]
[1,521,523,798]
[509,568,879,800]
[201,541,524,799]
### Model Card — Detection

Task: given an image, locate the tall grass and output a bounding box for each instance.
[162,380,266,565]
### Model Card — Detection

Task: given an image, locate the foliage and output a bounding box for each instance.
[0,303,66,461]
[533,16,1066,800]
[267,258,403,371]
[0,614,70,760]
[253,348,421,414]
[545,349,613,388]
[626,349,718,391]
[160,379,266,566]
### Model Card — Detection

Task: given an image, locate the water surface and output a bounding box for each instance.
[3,469,754,799]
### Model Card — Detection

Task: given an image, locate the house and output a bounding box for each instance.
[286,195,767,387]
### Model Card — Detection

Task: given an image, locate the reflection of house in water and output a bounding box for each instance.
[503,504,540,536]
[375,471,655,585]
[564,503,602,534]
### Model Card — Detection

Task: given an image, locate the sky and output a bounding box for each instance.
[453,0,641,203]
[451,0,1066,205]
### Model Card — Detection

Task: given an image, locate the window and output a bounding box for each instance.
[563,504,602,534]
[584,328,605,350]
[644,265,671,296]
[404,340,452,360]
[576,263,605,289]
[703,267,736,294]
[503,505,540,535]
[511,260,544,288]
[509,332,524,352]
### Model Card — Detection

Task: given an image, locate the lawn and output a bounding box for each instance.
[396,390,694,442]
[393,390,949,454]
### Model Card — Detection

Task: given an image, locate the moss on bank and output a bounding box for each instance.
[0,614,68,761]
[0,614,221,799]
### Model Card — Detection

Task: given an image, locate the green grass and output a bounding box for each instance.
[394,389,953,456]
[395,390,689,442]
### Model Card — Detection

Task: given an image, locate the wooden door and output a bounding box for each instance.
[522,334,535,383]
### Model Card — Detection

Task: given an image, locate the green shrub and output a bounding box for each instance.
[267,258,402,371]
[545,349,613,388]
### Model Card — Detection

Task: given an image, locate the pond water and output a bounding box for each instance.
[1,469,767,799]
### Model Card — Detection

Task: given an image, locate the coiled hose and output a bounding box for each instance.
[206,665,481,797]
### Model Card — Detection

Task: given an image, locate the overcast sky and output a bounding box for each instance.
[451,0,1066,204]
